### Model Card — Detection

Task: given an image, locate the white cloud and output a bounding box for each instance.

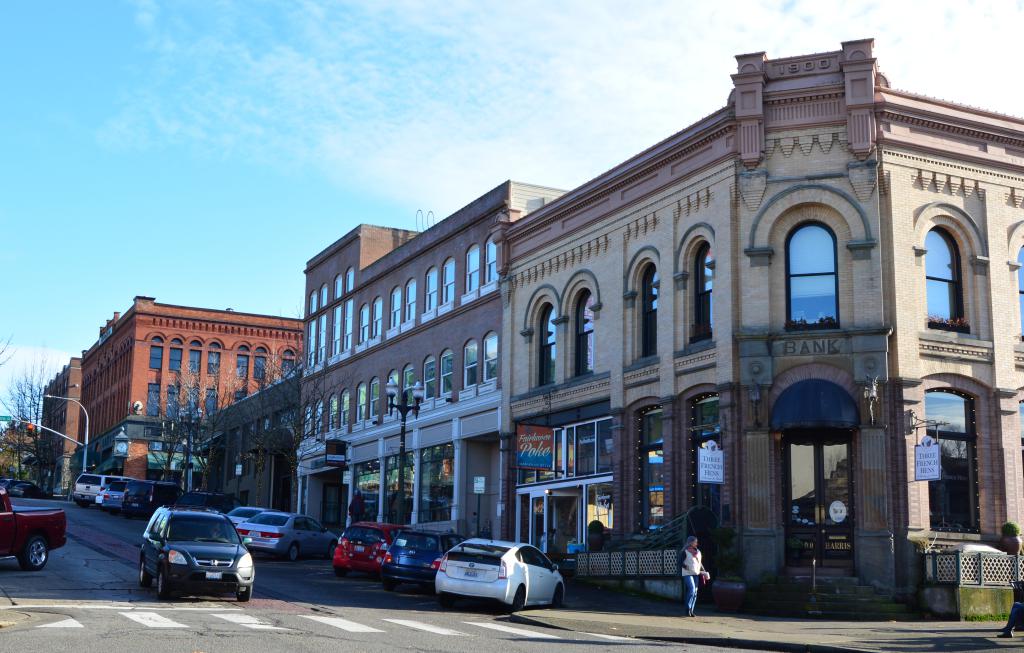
[99,0,1024,218]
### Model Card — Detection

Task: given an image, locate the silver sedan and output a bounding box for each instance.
[236,512,338,562]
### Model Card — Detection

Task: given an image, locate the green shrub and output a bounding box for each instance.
[1002,522,1021,537]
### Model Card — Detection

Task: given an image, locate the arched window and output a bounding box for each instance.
[692,243,714,341]
[925,228,964,330]
[466,245,480,293]
[309,290,318,315]
[1019,248,1024,338]
[690,394,721,516]
[786,224,838,330]
[335,274,344,299]
[485,238,498,284]
[149,339,164,370]
[405,279,417,323]
[390,286,402,328]
[483,332,498,383]
[320,284,328,308]
[340,389,350,427]
[388,369,399,389]
[345,267,355,293]
[442,258,456,304]
[370,377,380,419]
[283,349,295,373]
[925,390,978,531]
[315,400,325,438]
[171,337,184,345]
[538,304,556,386]
[372,297,383,338]
[304,405,313,437]
[464,341,478,387]
[343,299,354,350]
[207,342,221,374]
[639,407,664,530]
[574,291,595,376]
[329,394,339,429]
[356,383,367,421]
[423,356,437,398]
[189,340,202,347]
[425,268,438,311]
[359,303,370,342]
[403,365,415,403]
[640,266,658,357]
[440,350,454,395]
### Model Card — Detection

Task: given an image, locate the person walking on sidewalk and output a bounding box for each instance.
[998,601,1024,638]
[678,535,710,617]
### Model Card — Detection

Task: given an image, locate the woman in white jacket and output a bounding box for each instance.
[678,535,709,617]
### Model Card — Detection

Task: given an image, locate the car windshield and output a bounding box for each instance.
[107,482,127,492]
[167,517,240,544]
[228,507,265,518]
[393,533,439,551]
[176,493,210,506]
[249,513,289,526]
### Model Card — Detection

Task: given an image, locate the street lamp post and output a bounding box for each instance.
[385,379,424,526]
[44,393,90,478]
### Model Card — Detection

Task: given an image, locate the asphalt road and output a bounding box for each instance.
[0,498,739,652]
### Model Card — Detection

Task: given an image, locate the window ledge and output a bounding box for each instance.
[422,308,437,323]
[458,387,478,401]
[339,348,352,361]
[460,289,479,305]
[624,356,660,373]
[401,319,416,333]
[478,380,498,395]
[367,335,382,348]
[385,326,400,340]
[480,280,498,295]
[918,330,990,347]
[438,302,454,316]
[676,339,716,358]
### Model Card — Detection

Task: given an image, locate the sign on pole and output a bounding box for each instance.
[516,424,555,470]
[915,435,941,481]
[697,440,725,484]
[473,476,486,494]
[234,463,243,476]
[0,416,11,422]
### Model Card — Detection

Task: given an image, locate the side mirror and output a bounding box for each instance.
[551,564,559,572]
[242,537,253,546]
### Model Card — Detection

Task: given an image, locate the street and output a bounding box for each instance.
[0,498,737,652]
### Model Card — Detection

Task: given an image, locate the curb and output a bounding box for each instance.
[508,613,870,653]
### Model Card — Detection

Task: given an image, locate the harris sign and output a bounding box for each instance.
[517,424,555,470]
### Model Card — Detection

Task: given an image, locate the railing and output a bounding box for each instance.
[923,552,1024,586]
[576,549,680,578]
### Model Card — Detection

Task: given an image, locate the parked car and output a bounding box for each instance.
[138,506,255,601]
[225,506,272,527]
[174,491,241,514]
[122,480,182,519]
[98,480,129,513]
[435,539,565,612]
[381,530,465,592]
[236,513,336,561]
[0,487,66,570]
[7,482,48,499]
[73,474,131,508]
[332,522,403,577]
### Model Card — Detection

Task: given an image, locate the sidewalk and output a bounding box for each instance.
[509,581,1013,652]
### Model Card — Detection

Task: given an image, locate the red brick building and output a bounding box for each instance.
[40,357,82,493]
[79,296,303,482]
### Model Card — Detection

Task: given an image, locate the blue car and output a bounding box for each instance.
[381,531,465,592]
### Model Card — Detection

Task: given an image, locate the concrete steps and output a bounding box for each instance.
[743,578,917,620]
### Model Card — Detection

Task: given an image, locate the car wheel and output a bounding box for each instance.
[327,540,337,559]
[17,535,48,571]
[438,593,456,610]
[382,579,397,592]
[75,501,89,508]
[139,558,153,588]
[236,585,252,602]
[333,567,348,577]
[287,542,300,562]
[421,583,436,595]
[551,583,564,608]
[509,585,527,613]
[156,568,173,600]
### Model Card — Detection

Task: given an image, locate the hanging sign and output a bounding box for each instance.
[474,476,486,494]
[697,440,724,484]
[516,424,555,470]
[325,439,348,469]
[915,435,940,481]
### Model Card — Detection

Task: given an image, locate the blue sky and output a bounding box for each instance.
[2,0,1023,400]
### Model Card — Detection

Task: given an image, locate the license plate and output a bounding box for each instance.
[463,569,478,578]
[205,572,223,580]
[354,545,365,553]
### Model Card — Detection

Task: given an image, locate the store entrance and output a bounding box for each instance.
[783,431,854,572]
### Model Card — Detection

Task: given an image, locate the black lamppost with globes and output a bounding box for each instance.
[385,378,424,525]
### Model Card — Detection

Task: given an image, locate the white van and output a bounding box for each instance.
[73,474,131,508]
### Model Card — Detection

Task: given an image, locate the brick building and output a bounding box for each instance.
[40,357,82,494]
[500,39,1024,597]
[299,181,562,532]
[79,296,303,484]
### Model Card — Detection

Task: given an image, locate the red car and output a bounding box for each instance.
[0,487,66,571]
[333,522,403,577]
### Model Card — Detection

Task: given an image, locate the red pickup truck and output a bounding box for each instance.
[0,487,66,571]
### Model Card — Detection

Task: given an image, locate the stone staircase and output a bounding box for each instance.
[743,576,916,620]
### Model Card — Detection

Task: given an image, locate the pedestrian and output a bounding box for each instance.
[677,535,710,617]
[348,490,365,525]
[998,601,1024,638]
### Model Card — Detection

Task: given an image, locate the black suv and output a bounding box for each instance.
[139,506,255,601]
[123,480,182,518]
[175,491,241,514]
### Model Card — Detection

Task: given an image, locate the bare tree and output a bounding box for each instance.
[1,354,60,489]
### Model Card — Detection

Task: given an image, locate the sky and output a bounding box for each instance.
[2,0,1024,403]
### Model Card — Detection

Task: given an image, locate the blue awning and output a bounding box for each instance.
[770,379,859,430]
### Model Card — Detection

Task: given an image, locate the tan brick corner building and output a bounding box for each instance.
[499,38,1024,597]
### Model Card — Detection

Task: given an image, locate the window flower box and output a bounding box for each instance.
[785,316,838,331]
[927,316,970,334]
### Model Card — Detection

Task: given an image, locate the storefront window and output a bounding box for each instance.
[689,394,721,517]
[384,451,415,524]
[598,420,613,473]
[926,390,979,532]
[576,423,596,476]
[353,459,381,522]
[640,407,664,530]
[587,483,614,532]
[419,443,454,522]
[517,417,613,484]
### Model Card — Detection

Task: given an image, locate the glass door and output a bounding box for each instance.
[547,494,579,555]
[784,433,853,569]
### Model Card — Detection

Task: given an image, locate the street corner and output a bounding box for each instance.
[0,610,36,630]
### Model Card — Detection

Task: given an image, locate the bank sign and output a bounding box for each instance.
[697,440,724,484]
[517,424,555,470]
[915,435,940,481]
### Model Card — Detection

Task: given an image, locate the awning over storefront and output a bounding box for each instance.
[770,379,859,430]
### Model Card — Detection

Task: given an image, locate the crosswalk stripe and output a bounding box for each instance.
[300,615,384,633]
[37,617,83,628]
[382,619,467,636]
[120,611,188,628]
[583,632,634,641]
[464,622,561,639]
[211,612,288,630]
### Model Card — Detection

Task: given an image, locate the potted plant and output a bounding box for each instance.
[1000,522,1023,555]
[710,526,745,611]
[785,536,804,563]
[587,520,606,552]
